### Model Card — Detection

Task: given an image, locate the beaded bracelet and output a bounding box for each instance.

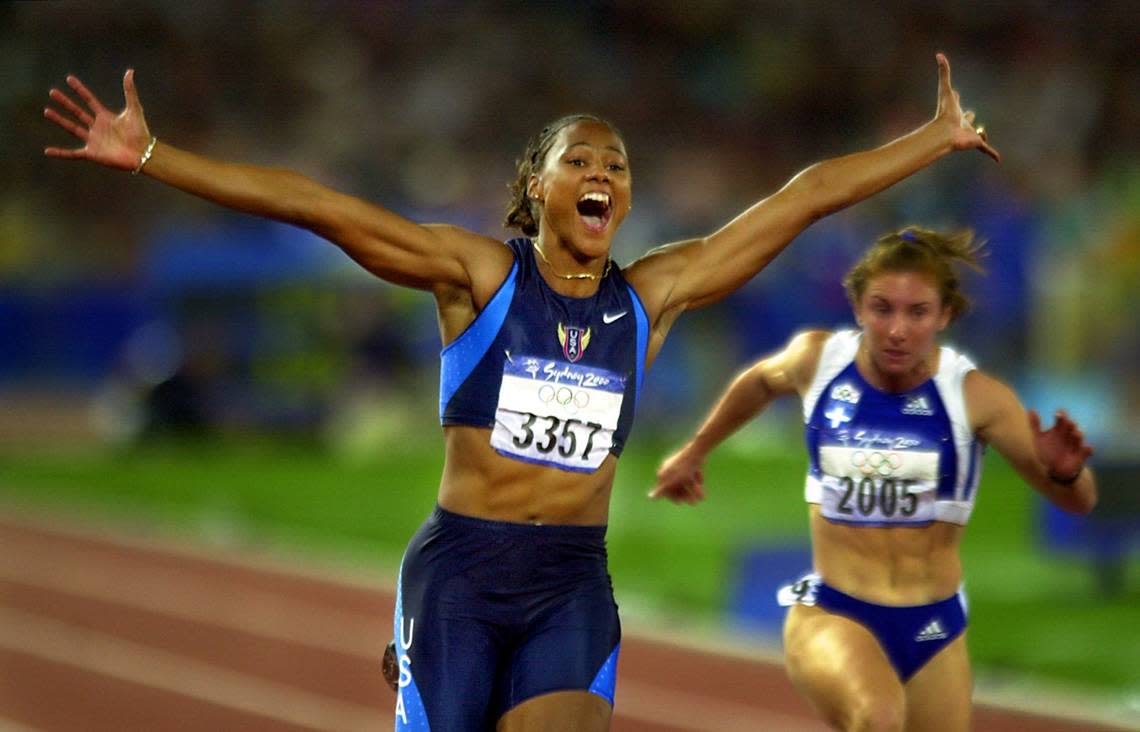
[132,136,157,175]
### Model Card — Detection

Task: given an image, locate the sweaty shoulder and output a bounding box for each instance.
[425,225,516,309]
[761,328,834,396]
[619,241,697,325]
[426,228,517,346]
[782,329,833,395]
[962,368,1017,439]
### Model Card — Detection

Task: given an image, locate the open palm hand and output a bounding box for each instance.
[44,69,152,172]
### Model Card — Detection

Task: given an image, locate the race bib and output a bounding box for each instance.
[490,355,625,472]
[777,572,821,607]
[817,445,940,524]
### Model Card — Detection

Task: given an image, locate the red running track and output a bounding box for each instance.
[0,511,1129,732]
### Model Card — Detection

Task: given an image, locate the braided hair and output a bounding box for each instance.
[503,114,621,236]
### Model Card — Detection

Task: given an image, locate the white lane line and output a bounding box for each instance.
[0,550,383,657]
[615,679,827,732]
[11,515,1130,731]
[0,536,805,730]
[0,548,806,730]
[0,607,384,732]
[0,509,395,592]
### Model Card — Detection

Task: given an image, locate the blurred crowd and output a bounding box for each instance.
[0,1,1136,453]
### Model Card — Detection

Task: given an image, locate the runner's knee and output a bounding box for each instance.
[844,694,905,732]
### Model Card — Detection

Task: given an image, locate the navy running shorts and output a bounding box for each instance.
[391,505,621,731]
[779,572,967,681]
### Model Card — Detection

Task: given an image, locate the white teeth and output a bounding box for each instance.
[578,192,611,206]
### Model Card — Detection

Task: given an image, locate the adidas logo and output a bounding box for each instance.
[915,618,948,642]
[902,395,934,416]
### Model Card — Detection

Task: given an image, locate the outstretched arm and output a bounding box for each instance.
[43,70,510,300]
[627,54,998,353]
[968,371,1097,515]
[650,331,826,504]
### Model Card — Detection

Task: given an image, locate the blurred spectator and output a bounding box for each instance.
[2,0,1136,446]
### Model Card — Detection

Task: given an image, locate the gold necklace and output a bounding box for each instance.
[532,240,611,281]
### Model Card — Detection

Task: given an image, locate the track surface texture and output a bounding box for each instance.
[0,510,1132,732]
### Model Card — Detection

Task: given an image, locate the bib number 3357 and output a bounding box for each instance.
[491,356,625,472]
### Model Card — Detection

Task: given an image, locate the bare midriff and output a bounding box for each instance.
[437,425,617,526]
[808,505,965,604]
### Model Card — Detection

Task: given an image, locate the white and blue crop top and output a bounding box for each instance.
[802,330,983,526]
[439,238,649,473]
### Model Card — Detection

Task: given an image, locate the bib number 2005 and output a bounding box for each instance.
[836,476,919,518]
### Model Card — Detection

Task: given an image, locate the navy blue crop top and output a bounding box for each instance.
[439,238,648,472]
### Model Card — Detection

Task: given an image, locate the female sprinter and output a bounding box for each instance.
[45,56,998,732]
[652,227,1096,732]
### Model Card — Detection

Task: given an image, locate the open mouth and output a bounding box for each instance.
[576,192,612,233]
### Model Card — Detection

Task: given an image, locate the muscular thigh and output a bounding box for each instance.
[783,604,904,729]
[903,633,972,732]
[497,691,611,732]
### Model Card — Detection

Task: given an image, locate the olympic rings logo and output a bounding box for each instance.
[850,450,902,477]
[537,384,590,412]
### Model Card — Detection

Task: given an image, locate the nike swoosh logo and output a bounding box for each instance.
[602,311,628,324]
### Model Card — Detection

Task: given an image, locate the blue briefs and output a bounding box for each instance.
[392,506,621,731]
[779,572,967,682]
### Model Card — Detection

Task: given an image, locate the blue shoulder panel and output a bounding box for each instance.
[626,283,649,407]
[438,261,519,420]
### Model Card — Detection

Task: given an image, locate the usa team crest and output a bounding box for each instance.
[557,322,592,363]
